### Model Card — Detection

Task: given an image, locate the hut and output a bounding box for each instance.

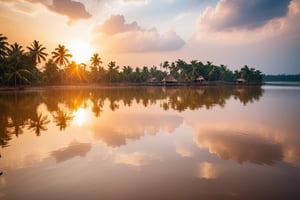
[162,75,177,83]
[234,78,247,84]
[195,75,205,82]
[147,77,158,83]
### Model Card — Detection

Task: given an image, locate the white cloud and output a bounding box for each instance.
[93,14,185,53]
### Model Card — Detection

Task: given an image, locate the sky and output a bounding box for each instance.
[0,0,300,74]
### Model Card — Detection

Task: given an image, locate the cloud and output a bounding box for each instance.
[198,0,292,31]
[99,14,141,35]
[25,0,91,24]
[51,140,92,163]
[93,14,185,52]
[190,0,300,73]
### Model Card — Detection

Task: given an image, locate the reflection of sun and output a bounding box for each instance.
[74,108,88,126]
[67,40,94,63]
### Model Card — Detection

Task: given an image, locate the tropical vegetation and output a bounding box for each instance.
[0,34,263,87]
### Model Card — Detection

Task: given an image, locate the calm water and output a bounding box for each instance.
[0,86,299,200]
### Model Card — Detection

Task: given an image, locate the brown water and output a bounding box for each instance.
[0,86,299,200]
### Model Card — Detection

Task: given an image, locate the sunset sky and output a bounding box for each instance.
[1,0,300,74]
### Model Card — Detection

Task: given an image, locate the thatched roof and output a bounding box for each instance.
[162,75,177,82]
[235,78,247,83]
[147,77,158,82]
[196,75,205,81]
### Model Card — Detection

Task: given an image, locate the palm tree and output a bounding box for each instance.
[7,42,24,56]
[90,53,102,69]
[29,112,50,136]
[51,44,72,68]
[107,61,119,82]
[27,40,48,64]
[0,34,8,61]
[121,66,133,82]
[6,67,31,87]
[52,44,72,83]
[6,43,32,87]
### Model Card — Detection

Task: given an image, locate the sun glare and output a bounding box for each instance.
[74,108,89,126]
[67,40,94,63]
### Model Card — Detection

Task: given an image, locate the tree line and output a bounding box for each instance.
[0,34,263,87]
[263,74,300,82]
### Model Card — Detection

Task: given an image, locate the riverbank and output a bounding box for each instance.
[0,81,263,92]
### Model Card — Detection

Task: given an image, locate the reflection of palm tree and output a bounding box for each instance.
[7,117,25,137]
[27,40,48,64]
[0,115,11,147]
[29,112,50,136]
[53,110,73,131]
[91,98,104,117]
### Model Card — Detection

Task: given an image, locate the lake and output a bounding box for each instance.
[0,85,299,200]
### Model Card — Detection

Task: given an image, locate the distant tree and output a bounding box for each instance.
[5,43,32,87]
[90,53,102,69]
[107,61,119,82]
[0,34,8,62]
[89,53,103,83]
[121,66,133,82]
[42,59,60,84]
[7,42,24,56]
[51,44,72,68]
[161,61,170,73]
[27,40,48,65]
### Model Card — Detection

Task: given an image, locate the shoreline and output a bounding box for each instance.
[0,81,263,92]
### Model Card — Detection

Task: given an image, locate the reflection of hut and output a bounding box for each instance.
[235,78,247,83]
[195,75,205,82]
[196,89,205,95]
[147,77,158,83]
[162,75,177,83]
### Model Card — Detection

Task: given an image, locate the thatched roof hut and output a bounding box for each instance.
[195,75,205,82]
[235,78,247,83]
[162,75,177,83]
[147,77,158,83]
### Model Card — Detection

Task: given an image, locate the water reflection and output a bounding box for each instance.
[0,86,263,148]
[51,140,91,163]
[92,114,183,147]
[195,131,283,165]
[0,86,300,200]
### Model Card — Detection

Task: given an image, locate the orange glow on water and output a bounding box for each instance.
[74,108,89,126]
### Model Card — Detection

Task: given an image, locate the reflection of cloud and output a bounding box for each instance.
[196,162,221,179]
[115,152,161,167]
[92,114,182,147]
[51,140,91,163]
[194,131,283,165]
[93,15,185,52]
[175,145,194,158]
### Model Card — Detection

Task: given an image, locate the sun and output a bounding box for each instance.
[67,40,94,63]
